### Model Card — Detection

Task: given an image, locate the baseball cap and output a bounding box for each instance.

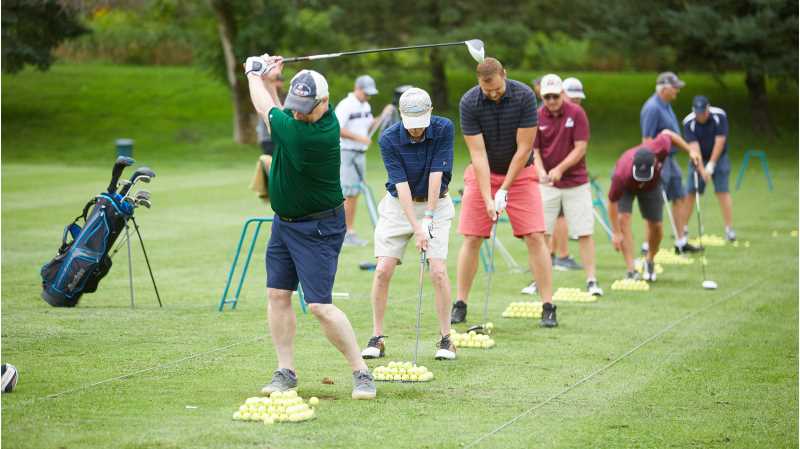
[656,72,685,88]
[355,75,378,95]
[692,95,710,113]
[398,87,432,129]
[632,148,656,182]
[562,77,586,100]
[540,74,563,96]
[284,69,329,114]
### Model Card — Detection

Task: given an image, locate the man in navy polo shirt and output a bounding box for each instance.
[640,72,700,254]
[683,96,736,242]
[361,87,457,361]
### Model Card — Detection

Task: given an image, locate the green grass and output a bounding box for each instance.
[2,64,798,449]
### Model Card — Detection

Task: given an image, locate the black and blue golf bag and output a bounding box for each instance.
[40,193,134,307]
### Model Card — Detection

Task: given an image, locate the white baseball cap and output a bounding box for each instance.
[562,77,586,100]
[540,74,563,96]
[399,87,432,129]
[355,75,378,95]
[284,69,329,114]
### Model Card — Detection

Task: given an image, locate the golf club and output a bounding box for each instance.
[467,222,497,335]
[119,167,156,197]
[281,39,485,64]
[107,156,135,194]
[694,170,718,290]
[413,250,426,367]
[661,188,680,243]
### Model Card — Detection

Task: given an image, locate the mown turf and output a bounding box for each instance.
[2,64,797,449]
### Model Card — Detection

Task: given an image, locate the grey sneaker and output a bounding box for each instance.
[626,271,642,281]
[352,369,377,400]
[343,232,369,247]
[261,368,297,395]
[587,280,604,296]
[554,256,582,271]
[725,228,736,242]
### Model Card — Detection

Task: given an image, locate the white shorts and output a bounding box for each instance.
[374,194,454,262]
[540,182,594,237]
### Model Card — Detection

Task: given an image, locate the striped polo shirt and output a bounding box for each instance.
[459,79,538,174]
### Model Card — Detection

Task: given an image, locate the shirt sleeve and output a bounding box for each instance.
[683,119,698,143]
[716,113,729,137]
[652,132,672,160]
[518,87,538,128]
[430,119,455,173]
[379,133,408,185]
[459,93,481,136]
[334,100,349,129]
[573,107,590,142]
[640,105,659,138]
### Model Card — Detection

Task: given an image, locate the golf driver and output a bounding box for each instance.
[693,170,717,290]
[281,39,485,64]
[467,222,498,335]
[107,156,135,194]
[413,250,426,367]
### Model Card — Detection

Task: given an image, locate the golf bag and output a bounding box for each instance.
[40,193,133,307]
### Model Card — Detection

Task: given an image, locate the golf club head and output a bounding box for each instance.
[465,39,485,63]
[135,198,152,209]
[135,190,151,201]
[466,324,490,335]
[702,280,718,290]
[107,156,136,194]
[119,167,155,196]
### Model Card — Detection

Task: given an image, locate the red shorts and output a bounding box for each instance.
[458,164,545,238]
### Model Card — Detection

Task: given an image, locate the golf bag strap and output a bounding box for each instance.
[59,197,97,253]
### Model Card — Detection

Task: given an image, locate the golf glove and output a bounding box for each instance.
[494,189,508,214]
[421,214,434,239]
[244,56,268,76]
[704,161,715,176]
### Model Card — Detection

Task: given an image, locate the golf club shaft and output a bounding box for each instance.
[694,170,709,282]
[283,41,466,63]
[661,189,680,240]
[482,223,498,324]
[413,250,426,366]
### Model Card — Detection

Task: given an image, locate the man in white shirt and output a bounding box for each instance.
[335,75,386,246]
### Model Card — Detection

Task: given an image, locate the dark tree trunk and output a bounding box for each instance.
[210,0,256,144]
[430,48,449,110]
[745,70,775,138]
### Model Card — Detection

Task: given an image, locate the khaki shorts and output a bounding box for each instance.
[374,194,455,262]
[541,182,594,236]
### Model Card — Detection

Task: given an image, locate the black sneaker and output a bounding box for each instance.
[540,302,558,328]
[450,301,467,324]
[360,335,386,359]
[675,242,702,254]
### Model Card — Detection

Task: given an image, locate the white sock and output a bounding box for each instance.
[676,236,688,247]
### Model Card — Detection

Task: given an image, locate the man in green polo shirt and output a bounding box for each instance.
[244,54,376,400]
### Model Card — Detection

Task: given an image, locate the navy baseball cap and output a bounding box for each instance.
[284,70,329,114]
[692,95,710,113]
[632,148,656,182]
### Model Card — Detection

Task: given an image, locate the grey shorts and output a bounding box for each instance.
[660,155,686,201]
[341,149,366,197]
[618,186,663,222]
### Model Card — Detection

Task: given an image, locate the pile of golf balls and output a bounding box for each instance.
[553,288,596,302]
[372,362,434,382]
[502,301,542,318]
[449,329,496,348]
[232,391,316,424]
[611,279,650,291]
[689,234,726,247]
[654,251,694,265]
[634,259,664,275]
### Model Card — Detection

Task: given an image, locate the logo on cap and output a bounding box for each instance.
[292,82,312,97]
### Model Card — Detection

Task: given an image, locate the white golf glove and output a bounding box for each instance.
[244,56,268,76]
[704,161,715,176]
[421,212,434,239]
[494,189,508,214]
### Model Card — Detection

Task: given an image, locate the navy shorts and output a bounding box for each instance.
[687,156,731,194]
[660,155,686,201]
[266,208,346,304]
[618,186,663,222]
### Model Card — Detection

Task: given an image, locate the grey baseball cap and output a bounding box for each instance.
[284,70,329,114]
[656,72,685,88]
[355,75,378,95]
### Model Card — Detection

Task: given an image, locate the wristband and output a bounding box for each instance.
[424,210,434,218]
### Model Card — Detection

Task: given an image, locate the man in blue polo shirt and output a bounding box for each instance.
[640,71,700,254]
[683,95,736,241]
[361,87,457,361]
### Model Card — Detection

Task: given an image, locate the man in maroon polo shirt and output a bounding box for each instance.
[608,129,701,281]
[533,74,602,296]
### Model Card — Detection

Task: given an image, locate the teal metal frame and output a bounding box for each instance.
[735,149,773,191]
[218,217,308,313]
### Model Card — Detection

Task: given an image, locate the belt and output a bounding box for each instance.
[412,190,448,203]
[279,204,344,222]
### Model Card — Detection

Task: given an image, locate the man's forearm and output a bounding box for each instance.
[248,75,277,118]
[465,136,493,203]
[709,137,726,163]
[609,201,621,233]
[426,172,443,212]
[396,183,420,229]
[501,146,532,190]
[555,142,587,173]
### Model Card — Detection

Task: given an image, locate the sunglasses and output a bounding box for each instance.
[543,94,560,101]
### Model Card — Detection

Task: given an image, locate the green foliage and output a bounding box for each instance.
[524,32,591,70]
[1,0,87,74]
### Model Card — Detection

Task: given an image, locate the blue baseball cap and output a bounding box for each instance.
[692,95,710,113]
[284,70,329,114]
